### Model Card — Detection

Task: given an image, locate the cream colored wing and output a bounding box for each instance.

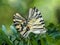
[13,13,26,34]
[22,7,46,37]
[28,7,46,34]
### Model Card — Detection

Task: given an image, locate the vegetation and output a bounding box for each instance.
[0,0,60,45]
[0,23,60,45]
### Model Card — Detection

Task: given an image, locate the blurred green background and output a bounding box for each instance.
[0,0,60,45]
[0,0,60,28]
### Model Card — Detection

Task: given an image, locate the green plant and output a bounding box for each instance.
[0,23,60,45]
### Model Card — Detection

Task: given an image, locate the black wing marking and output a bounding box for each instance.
[28,7,45,27]
[13,7,46,37]
[22,7,46,37]
[13,13,26,32]
[27,7,46,34]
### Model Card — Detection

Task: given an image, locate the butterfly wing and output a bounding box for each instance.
[28,7,46,34]
[13,13,27,35]
[22,7,46,37]
[13,7,46,38]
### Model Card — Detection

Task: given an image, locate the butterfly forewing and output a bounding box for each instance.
[28,7,46,34]
[13,13,26,32]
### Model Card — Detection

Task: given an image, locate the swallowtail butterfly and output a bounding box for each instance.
[13,7,46,37]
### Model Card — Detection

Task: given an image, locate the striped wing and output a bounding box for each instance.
[13,7,46,38]
[27,7,46,34]
[13,13,26,34]
[22,7,46,37]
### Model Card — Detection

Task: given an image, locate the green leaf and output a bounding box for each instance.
[2,25,8,35]
[0,29,13,45]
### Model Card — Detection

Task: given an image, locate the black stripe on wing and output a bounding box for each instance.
[32,7,41,18]
[13,14,25,21]
[32,7,45,28]
[13,13,25,32]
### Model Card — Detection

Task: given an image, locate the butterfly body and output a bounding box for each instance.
[13,7,46,37]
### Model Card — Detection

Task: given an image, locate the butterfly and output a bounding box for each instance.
[13,7,46,37]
